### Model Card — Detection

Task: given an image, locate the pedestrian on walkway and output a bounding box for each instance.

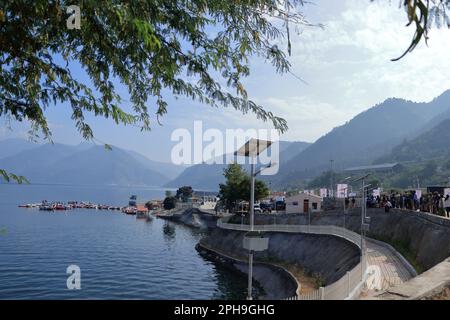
[445,194,450,218]
[384,200,392,213]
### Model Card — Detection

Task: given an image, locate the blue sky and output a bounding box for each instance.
[2,0,450,162]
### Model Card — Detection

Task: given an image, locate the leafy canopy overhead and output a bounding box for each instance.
[388,0,450,61]
[0,0,317,142]
[0,0,445,142]
[0,0,446,184]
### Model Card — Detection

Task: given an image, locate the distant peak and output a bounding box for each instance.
[432,88,450,102]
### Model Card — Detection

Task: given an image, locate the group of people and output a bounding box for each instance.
[363,191,450,217]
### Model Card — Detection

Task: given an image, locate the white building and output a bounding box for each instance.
[198,195,219,210]
[285,193,322,214]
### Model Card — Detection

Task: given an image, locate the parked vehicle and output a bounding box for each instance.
[275,200,286,211]
[260,202,274,213]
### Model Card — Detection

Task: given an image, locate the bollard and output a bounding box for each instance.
[319,287,325,300]
[347,271,351,297]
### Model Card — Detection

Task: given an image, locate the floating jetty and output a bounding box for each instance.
[18,198,154,217]
[18,201,123,212]
[18,194,158,220]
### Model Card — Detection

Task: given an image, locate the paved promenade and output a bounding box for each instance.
[359,239,415,299]
[217,218,417,299]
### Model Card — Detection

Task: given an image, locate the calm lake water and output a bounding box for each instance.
[0,184,249,299]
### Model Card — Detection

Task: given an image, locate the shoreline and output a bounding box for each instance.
[157,208,301,299]
[196,242,300,300]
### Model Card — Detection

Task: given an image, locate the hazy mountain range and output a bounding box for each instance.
[0,141,185,187]
[375,118,450,164]
[164,141,311,190]
[169,89,450,190]
[1,90,449,190]
[268,90,450,188]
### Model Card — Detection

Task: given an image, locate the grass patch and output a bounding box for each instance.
[369,233,425,274]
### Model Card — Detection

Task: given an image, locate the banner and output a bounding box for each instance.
[372,188,381,198]
[336,184,348,198]
[415,189,422,199]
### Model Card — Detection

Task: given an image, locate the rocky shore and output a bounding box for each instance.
[156,208,219,229]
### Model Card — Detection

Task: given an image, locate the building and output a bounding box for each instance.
[128,195,137,207]
[145,200,162,210]
[199,195,219,210]
[285,193,322,214]
[427,186,450,195]
[343,163,400,174]
[136,204,149,213]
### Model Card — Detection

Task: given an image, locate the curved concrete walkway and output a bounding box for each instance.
[217,218,415,299]
[361,239,414,299]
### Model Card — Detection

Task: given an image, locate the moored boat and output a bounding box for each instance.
[136,204,149,219]
[122,206,137,215]
[39,205,54,211]
[54,203,67,210]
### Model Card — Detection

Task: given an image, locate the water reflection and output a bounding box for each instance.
[199,251,265,300]
[163,221,176,242]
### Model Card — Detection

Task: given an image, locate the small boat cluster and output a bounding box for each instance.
[19,201,123,211]
[18,195,153,217]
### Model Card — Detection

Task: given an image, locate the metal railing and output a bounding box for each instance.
[217,218,367,300]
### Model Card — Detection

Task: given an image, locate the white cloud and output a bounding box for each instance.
[239,0,450,143]
[8,0,449,161]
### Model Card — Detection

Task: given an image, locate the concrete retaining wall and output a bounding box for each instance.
[196,243,299,300]
[379,257,450,300]
[200,227,361,286]
[249,208,450,271]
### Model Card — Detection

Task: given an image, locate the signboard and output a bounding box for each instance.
[336,184,348,198]
[415,189,422,199]
[372,188,381,198]
[445,188,450,196]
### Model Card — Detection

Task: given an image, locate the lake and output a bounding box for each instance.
[0,183,249,299]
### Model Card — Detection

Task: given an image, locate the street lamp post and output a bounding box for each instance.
[361,178,365,256]
[342,177,351,229]
[235,138,273,300]
[350,174,370,259]
[250,156,255,231]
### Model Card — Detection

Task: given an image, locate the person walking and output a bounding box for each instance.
[384,200,392,213]
[445,194,450,218]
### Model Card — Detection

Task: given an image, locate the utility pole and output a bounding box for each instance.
[361,178,365,256]
[330,159,334,198]
[235,139,273,301]
[250,155,255,232]
[350,174,370,259]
